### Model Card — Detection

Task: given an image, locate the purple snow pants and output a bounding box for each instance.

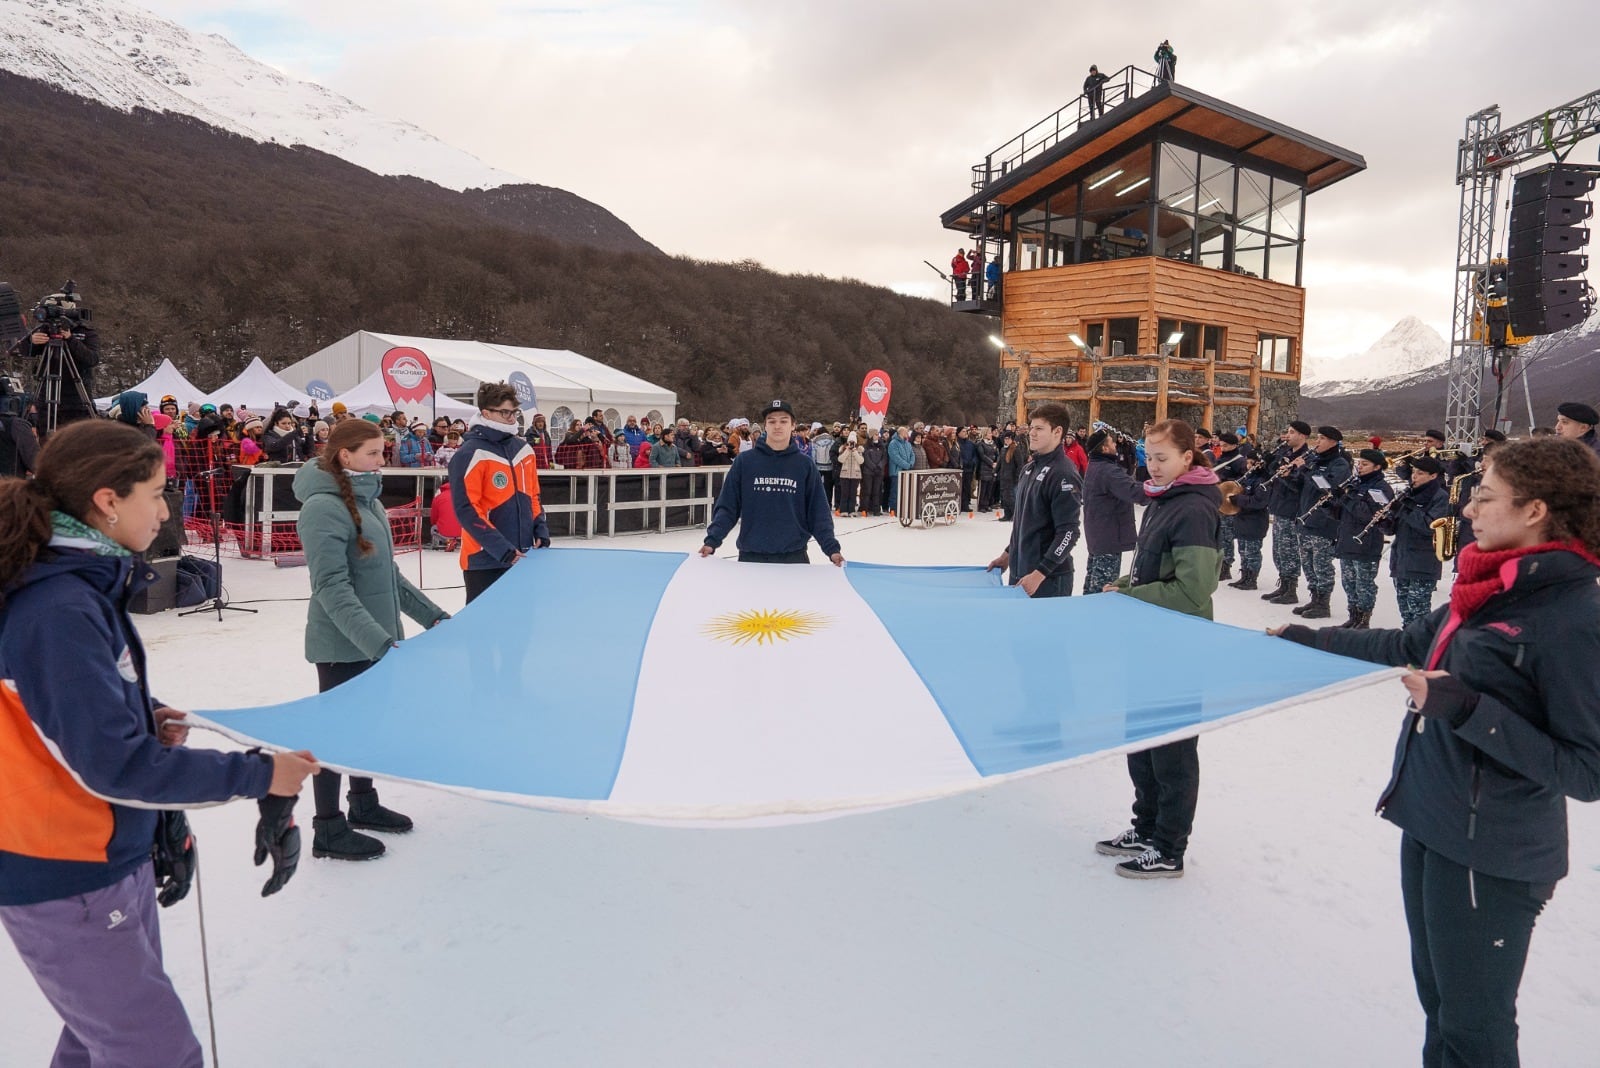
[0,861,204,1068]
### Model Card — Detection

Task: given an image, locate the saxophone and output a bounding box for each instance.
[1430,471,1473,562]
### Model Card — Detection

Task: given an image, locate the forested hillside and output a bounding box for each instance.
[0,72,995,421]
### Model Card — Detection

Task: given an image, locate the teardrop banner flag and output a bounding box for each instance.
[508,370,537,413]
[859,369,892,432]
[380,346,436,426]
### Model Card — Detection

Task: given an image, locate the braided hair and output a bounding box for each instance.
[322,418,384,556]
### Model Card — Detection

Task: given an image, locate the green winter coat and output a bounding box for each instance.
[1112,478,1222,620]
[294,460,447,664]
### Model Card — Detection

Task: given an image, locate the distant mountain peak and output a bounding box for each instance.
[0,0,518,191]
[1302,316,1448,396]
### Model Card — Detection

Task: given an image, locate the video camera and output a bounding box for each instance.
[32,281,91,338]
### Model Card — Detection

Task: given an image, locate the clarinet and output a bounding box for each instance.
[1353,487,1409,543]
[1295,471,1360,522]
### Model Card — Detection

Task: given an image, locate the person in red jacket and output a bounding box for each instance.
[950,248,970,301]
[1063,433,1089,475]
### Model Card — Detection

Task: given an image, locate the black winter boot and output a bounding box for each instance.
[1259,577,1290,601]
[312,814,386,861]
[1219,560,1233,581]
[1300,590,1333,619]
[1350,608,1372,630]
[1266,578,1301,605]
[1337,607,1362,628]
[347,788,414,834]
[1229,568,1258,590]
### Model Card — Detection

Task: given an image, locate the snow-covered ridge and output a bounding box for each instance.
[1302,316,1448,397]
[0,0,518,191]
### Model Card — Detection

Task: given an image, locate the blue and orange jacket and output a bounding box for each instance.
[447,420,550,571]
[0,548,273,906]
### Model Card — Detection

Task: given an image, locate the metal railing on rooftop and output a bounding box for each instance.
[970,65,1163,194]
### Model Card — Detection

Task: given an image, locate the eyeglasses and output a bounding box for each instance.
[1467,488,1527,505]
[484,407,519,419]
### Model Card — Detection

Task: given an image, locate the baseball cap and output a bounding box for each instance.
[761,399,796,419]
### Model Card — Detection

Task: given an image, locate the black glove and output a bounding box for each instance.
[253,794,302,898]
[535,536,551,549]
[1274,624,1319,648]
[152,811,196,908]
[1410,674,1480,727]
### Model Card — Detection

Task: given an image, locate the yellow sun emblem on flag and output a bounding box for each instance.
[703,609,830,646]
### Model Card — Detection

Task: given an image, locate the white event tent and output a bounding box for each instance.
[329,367,477,421]
[203,357,307,413]
[95,358,207,407]
[279,331,676,429]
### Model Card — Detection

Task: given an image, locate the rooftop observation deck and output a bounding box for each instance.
[942,67,1365,232]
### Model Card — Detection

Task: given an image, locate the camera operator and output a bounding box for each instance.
[22,291,100,428]
[0,377,40,478]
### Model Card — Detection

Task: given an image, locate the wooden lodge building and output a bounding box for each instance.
[941,68,1365,435]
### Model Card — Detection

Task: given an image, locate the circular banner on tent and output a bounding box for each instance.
[508,371,538,412]
[305,379,335,401]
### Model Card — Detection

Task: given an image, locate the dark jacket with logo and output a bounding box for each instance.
[1114,479,1222,619]
[1004,445,1082,584]
[0,549,273,905]
[1082,451,1143,556]
[705,438,841,556]
[1387,477,1448,581]
[1295,444,1352,541]
[1334,470,1394,561]
[1303,550,1600,882]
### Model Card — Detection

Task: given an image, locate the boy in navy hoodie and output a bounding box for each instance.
[701,400,844,565]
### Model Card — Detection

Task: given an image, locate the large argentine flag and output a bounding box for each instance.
[204,550,1394,823]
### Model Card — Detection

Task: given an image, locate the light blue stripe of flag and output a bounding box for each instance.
[844,563,1381,776]
[208,549,683,799]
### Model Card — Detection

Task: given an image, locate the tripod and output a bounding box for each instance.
[31,333,94,435]
[181,470,257,621]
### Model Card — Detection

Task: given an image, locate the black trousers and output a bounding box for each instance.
[978,478,997,510]
[960,467,977,510]
[819,467,837,508]
[1126,737,1199,858]
[464,566,509,604]
[312,660,376,818]
[861,472,884,514]
[836,477,860,514]
[1400,834,1550,1068]
[738,550,810,564]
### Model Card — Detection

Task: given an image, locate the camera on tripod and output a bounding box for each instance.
[32,281,91,338]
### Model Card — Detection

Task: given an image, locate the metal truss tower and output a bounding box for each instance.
[1445,88,1600,446]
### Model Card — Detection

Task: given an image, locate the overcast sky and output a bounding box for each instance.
[148,0,1599,362]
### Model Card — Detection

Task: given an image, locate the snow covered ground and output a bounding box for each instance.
[4,516,1597,1066]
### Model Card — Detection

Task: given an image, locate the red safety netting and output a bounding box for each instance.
[551,442,607,469]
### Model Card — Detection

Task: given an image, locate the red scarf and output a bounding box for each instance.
[1428,539,1600,668]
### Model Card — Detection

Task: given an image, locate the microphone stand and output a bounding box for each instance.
[181,468,257,620]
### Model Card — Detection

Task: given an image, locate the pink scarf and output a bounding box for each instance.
[1143,466,1220,498]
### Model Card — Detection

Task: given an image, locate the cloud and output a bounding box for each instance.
[140,0,1600,362]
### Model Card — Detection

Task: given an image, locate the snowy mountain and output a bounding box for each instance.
[1300,312,1600,432]
[0,0,518,190]
[1301,316,1448,398]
